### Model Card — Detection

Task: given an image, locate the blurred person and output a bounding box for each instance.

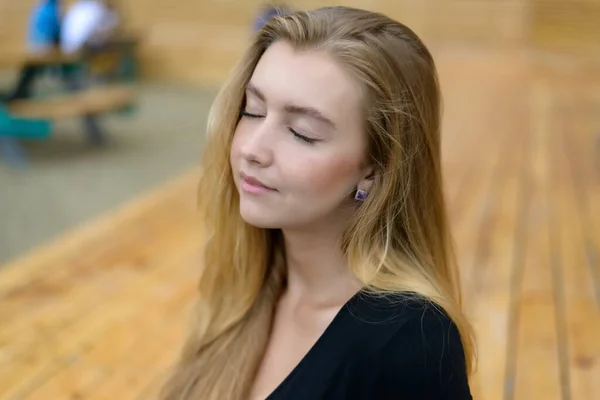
[60,0,120,54]
[161,6,475,400]
[28,0,62,52]
[5,0,121,101]
[4,0,62,100]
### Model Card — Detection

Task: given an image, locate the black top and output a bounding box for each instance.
[267,291,472,400]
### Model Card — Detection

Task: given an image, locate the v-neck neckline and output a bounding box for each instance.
[265,289,364,399]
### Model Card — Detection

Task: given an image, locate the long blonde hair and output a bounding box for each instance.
[161,6,475,399]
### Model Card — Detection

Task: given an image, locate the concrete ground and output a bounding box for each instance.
[0,73,215,265]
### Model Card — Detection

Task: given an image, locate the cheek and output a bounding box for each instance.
[293,152,361,197]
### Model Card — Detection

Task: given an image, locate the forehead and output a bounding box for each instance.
[248,41,364,123]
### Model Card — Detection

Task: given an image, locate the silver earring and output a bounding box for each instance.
[355,188,368,201]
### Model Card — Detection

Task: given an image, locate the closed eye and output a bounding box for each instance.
[289,128,318,145]
[240,110,264,119]
[240,110,318,145]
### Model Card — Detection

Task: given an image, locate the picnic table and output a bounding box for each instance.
[0,39,138,167]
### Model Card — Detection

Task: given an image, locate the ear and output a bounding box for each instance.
[356,164,376,192]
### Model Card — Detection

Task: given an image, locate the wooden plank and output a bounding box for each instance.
[78,303,193,400]
[563,88,600,307]
[438,51,532,294]
[551,84,600,400]
[0,207,194,368]
[466,78,529,400]
[435,52,534,399]
[511,81,562,400]
[0,169,203,399]
[0,234,201,399]
[440,62,509,294]
[7,86,136,120]
[19,262,197,400]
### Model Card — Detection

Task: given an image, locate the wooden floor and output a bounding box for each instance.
[1,48,599,399]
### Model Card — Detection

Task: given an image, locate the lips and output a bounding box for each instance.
[240,173,275,191]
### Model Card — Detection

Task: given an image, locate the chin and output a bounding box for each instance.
[239,207,321,231]
[239,201,281,229]
[239,211,281,229]
[238,196,322,230]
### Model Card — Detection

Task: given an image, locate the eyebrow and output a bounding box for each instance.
[246,82,337,130]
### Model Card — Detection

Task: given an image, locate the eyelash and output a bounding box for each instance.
[239,110,318,145]
[239,110,262,119]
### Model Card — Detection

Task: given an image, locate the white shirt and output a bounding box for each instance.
[60,0,118,53]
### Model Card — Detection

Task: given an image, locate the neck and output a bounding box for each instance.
[281,216,361,307]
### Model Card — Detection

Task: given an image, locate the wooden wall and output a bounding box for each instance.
[0,0,36,53]
[119,0,532,86]
[0,0,598,87]
[531,0,600,53]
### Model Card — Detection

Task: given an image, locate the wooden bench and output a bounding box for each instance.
[0,85,136,166]
[7,85,135,120]
[0,37,141,167]
[0,49,80,69]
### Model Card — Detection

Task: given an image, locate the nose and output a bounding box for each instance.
[240,119,274,167]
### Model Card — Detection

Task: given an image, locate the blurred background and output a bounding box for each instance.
[0,1,598,399]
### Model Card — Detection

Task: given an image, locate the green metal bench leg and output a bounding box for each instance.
[0,105,52,167]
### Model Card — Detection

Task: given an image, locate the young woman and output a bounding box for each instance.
[161,6,476,400]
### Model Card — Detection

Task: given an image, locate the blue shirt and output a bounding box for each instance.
[28,0,61,51]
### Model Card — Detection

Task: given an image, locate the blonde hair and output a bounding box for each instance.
[161,6,476,399]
